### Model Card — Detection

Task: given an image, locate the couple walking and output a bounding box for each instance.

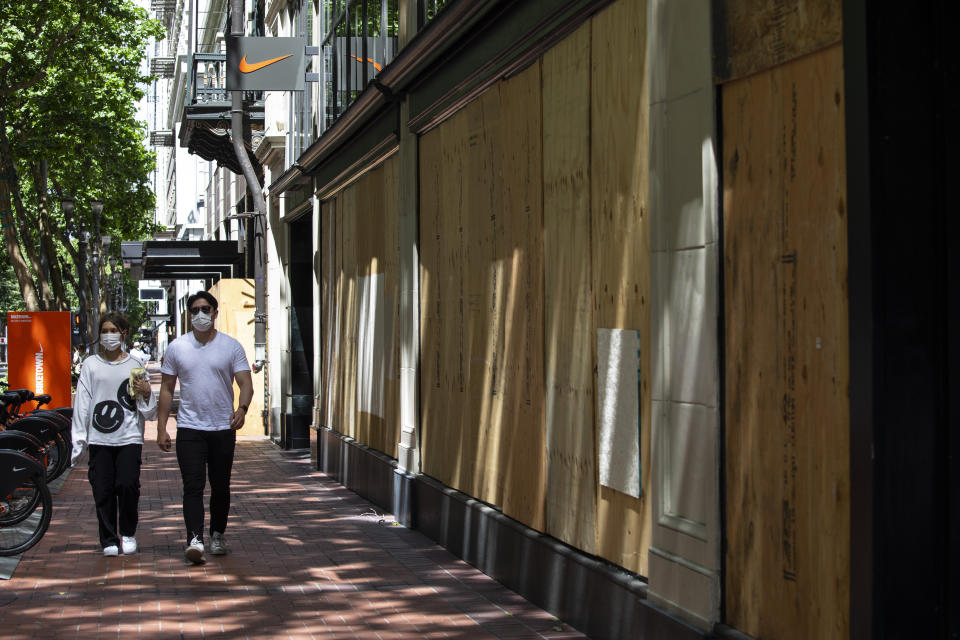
[70,291,253,564]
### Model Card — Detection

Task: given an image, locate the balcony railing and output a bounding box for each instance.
[190,53,229,105]
[150,56,176,78]
[181,53,264,175]
[418,0,448,28]
[315,0,449,135]
[150,130,174,146]
[185,53,263,108]
[152,0,176,19]
[320,0,399,132]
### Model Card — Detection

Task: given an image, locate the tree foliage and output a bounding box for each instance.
[0,0,164,318]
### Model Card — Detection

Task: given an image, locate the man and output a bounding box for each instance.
[130,342,148,362]
[156,291,253,564]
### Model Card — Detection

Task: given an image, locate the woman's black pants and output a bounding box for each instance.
[88,443,142,548]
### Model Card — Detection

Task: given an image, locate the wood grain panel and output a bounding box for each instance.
[418,125,446,482]
[328,195,347,434]
[462,86,504,507]
[722,43,849,639]
[497,63,545,531]
[320,200,334,429]
[542,23,597,553]
[355,167,377,448]
[324,162,401,455]
[419,66,546,531]
[590,0,652,576]
[716,0,842,82]
[339,184,359,439]
[420,104,476,492]
[207,278,264,437]
[381,156,401,459]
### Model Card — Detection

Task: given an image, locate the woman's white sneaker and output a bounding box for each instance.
[121,536,137,554]
[103,545,119,557]
[184,535,205,564]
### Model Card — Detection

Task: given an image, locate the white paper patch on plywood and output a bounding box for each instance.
[357,273,385,418]
[597,328,643,498]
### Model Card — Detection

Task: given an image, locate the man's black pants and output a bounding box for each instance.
[175,427,236,542]
[88,443,142,548]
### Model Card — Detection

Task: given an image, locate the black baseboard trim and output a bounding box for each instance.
[313,426,708,640]
[280,412,311,450]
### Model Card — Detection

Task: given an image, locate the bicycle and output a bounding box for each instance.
[0,447,52,556]
[0,390,71,482]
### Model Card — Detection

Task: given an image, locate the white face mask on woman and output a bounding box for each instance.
[100,333,124,351]
[191,312,213,332]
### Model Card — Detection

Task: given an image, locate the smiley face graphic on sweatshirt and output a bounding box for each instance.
[92,400,125,433]
[117,379,136,411]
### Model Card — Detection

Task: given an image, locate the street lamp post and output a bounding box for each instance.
[108,255,126,313]
[62,197,90,352]
[88,200,103,355]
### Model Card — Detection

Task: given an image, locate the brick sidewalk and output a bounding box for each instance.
[1,414,587,639]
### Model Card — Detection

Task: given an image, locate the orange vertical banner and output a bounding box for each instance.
[5,311,72,408]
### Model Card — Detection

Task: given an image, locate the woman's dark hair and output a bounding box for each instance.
[186,290,218,311]
[99,311,131,336]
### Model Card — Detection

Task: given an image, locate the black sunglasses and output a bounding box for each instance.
[189,305,213,315]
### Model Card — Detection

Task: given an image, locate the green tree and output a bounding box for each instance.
[0,0,163,314]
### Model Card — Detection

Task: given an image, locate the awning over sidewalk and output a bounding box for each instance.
[121,241,245,281]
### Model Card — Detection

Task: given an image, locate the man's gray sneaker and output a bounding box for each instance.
[210,531,227,555]
[185,535,205,564]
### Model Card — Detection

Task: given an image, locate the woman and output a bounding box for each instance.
[71,312,157,556]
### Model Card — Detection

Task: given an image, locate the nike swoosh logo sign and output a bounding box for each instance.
[239,54,293,73]
[12,466,26,472]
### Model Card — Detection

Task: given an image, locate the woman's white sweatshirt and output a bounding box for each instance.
[71,353,157,464]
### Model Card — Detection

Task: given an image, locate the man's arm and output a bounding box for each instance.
[229,370,254,430]
[156,372,178,451]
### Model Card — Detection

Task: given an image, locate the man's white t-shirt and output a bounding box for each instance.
[160,331,251,431]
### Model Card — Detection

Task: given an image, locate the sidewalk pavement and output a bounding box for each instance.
[1,414,586,638]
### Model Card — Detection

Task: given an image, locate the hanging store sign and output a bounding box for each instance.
[5,311,72,409]
[226,37,307,91]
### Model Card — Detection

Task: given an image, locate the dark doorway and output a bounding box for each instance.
[845,1,957,637]
[283,212,314,449]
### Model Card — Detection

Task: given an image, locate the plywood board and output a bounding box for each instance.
[420,102,478,493]
[381,155,401,458]
[355,166,383,451]
[207,278,264,437]
[542,21,597,554]
[462,86,505,508]
[496,64,545,531]
[327,196,347,433]
[338,184,359,439]
[349,159,401,458]
[418,125,447,482]
[419,65,547,531]
[590,0,652,576]
[722,43,849,639]
[319,200,335,429]
[715,0,842,82]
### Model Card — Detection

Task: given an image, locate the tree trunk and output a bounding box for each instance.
[32,160,69,310]
[0,168,41,311]
[0,106,41,310]
[19,162,54,309]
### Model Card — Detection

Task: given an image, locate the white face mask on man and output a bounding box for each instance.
[191,311,214,332]
[100,333,124,351]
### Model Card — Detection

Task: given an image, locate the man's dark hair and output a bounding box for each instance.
[187,291,218,311]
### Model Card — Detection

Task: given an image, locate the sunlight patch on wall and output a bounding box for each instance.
[597,328,643,498]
